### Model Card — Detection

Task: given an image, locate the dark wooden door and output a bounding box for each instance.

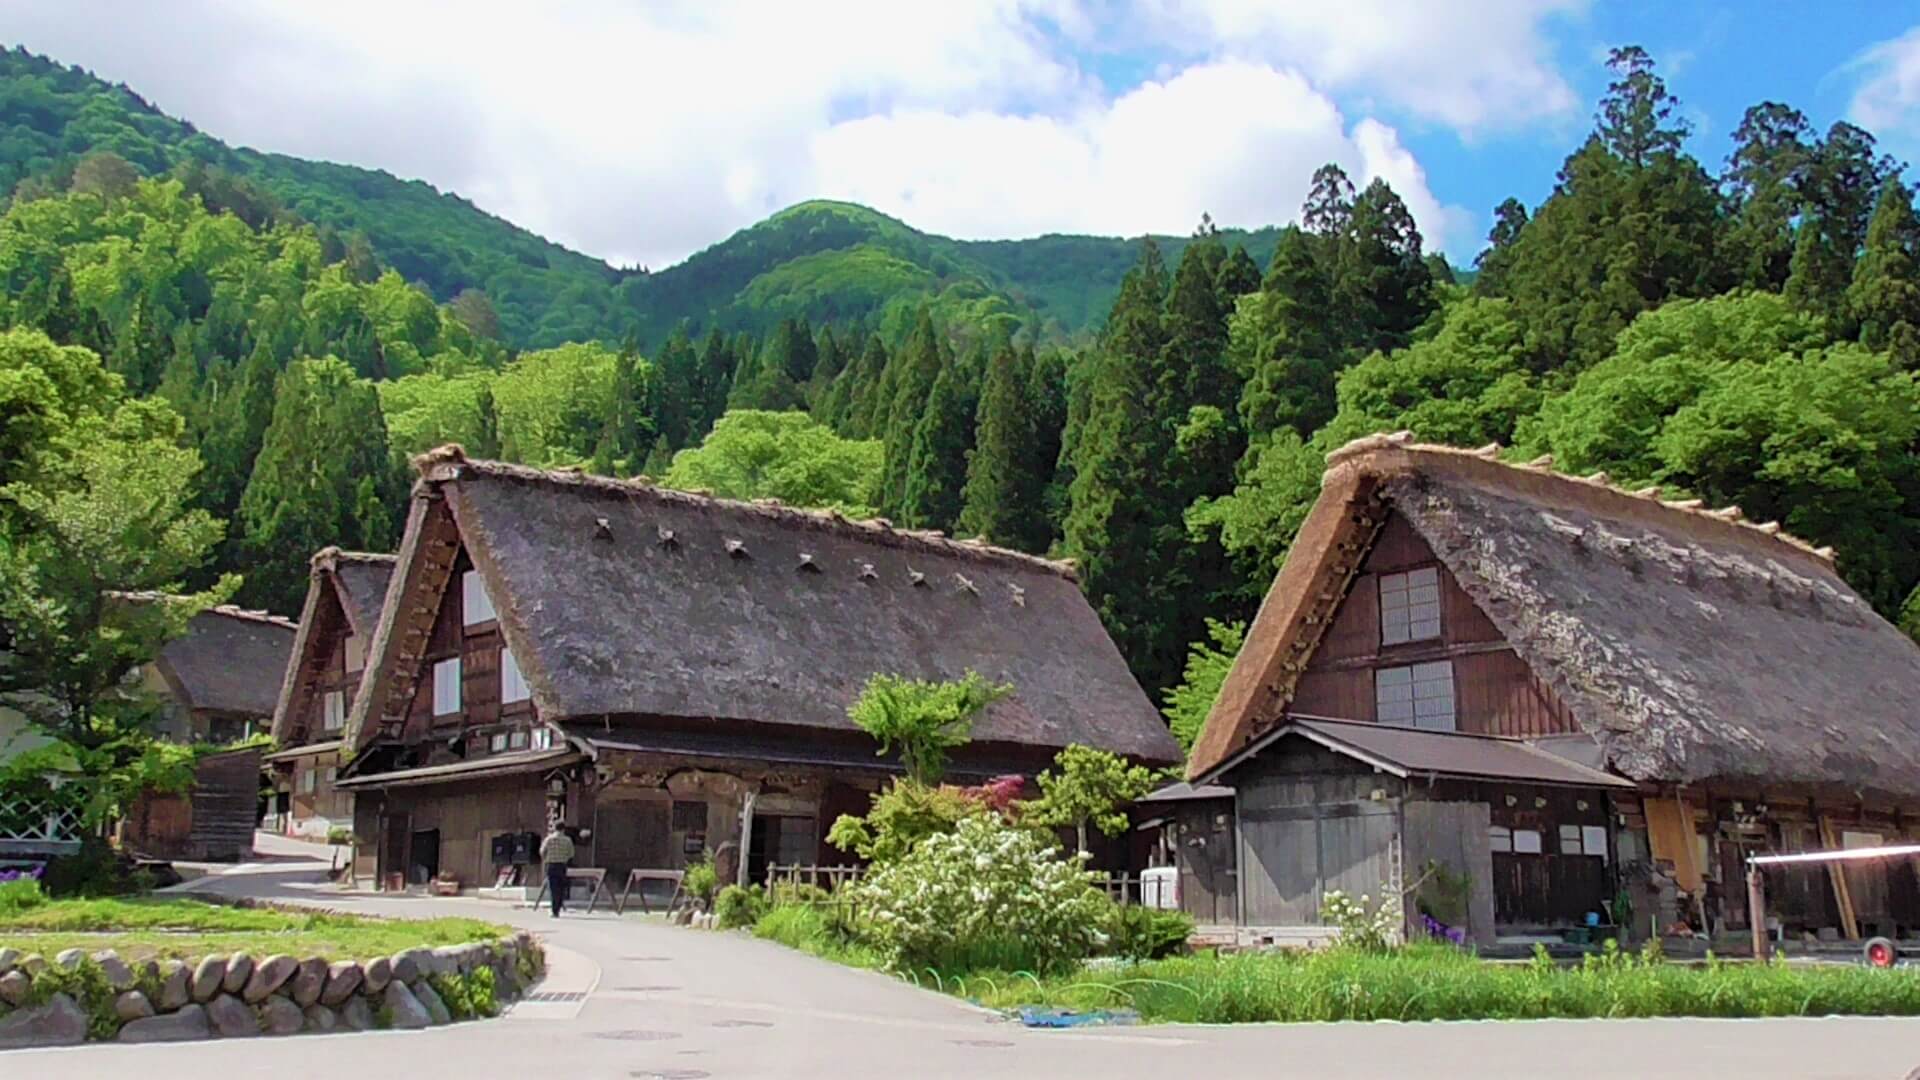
[594,800,670,885]
[381,812,410,886]
[1177,809,1238,925]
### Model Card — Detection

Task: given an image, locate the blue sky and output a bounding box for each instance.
[7,2,1920,268]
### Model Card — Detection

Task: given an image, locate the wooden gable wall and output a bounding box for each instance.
[397,543,537,759]
[1290,512,1580,738]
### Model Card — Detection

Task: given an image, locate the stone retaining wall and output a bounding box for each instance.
[0,933,546,1049]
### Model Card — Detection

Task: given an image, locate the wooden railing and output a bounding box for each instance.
[1101,874,1143,906]
[766,863,865,891]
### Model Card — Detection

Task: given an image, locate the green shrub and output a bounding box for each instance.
[42,839,147,898]
[0,877,47,915]
[1105,903,1194,961]
[682,856,719,905]
[429,972,475,1020]
[326,826,356,846]
[468,964,498,1016]
[843,811,1109,974]
[714,884,769,929]
[27,958,120,1040]
[826,780,983,863]
[1321,887,1402,952]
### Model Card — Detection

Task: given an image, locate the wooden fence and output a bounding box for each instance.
[766,863,865,891]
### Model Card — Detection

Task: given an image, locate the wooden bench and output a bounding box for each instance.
[528,867,613,913]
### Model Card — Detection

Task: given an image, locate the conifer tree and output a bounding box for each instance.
[472,382,501,458]
[238,357,403,613]
[1471,198,1529,297]
[652,328,701,449]
[1722,102,1813,291]
[692,328,735,437]
[1850,178,1920,362]
[879,308,943,516]
[900,360,975,531]
[1236,227,1341,440]
[1215,245,1262,303]
[1341,178,1436,355]
[958,342,1046,550]
[1788,122,1900,329]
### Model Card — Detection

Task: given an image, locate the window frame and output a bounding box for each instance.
[344,632,366,674]
[432,656,462,717]
[1378,565,1442,646]
[1374,659,1456,731]
[321,689,346,732]
[462,569,496,626]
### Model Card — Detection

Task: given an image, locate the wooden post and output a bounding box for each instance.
[1818,814,1861,941]
[736,789,757,888]
[1746,864,1769,962]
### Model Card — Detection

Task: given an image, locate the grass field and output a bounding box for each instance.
[957,943,1920,1024]
[0,892,509,961]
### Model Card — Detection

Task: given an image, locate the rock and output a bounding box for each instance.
[92,950,135,991]
[413,979,452,1025]
[339,996,375,1032]
[18,954,45,976]
[428,947,464,976]
[362,956,392,993]
[117,1004,210,1044]
[113,990,155,1022]
[260,995,304,1036]
[288,957,328,1008]
[302,1004,337,1033]
[243,954,298,1003]
[383,981,432,1030]
[389,948,431,984]
[0,947,18,975]
[319,962,363,1006]
[222,954,255,995]
[191,955,227,1002]
[53,948,85,970]
[157,961,191,1011]
[0,993,86,1050]
[206,993,257,1038]
[0,971,29,1008]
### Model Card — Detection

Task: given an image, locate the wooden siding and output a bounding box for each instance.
[400,543,541,758]
[124,748,261,862]
[375,773,549,887]
[1168,799,1238,926]
[1293,512,1580,738]
[1402,800,1496,945]
[1232,743,1401,926]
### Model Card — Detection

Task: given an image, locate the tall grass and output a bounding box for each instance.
[750,902,883,969]
[967,943,1920,1024]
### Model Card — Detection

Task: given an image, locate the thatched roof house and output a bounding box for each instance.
[144,603,296,743]
[339,446,1173,891]
[1188,432,1920,943]
[1191,432,1920,802]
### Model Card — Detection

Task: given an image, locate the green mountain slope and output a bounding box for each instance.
[0,47,619,347]
[0,47,1294,350]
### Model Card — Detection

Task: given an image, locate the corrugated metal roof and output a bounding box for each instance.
[1209,716,1634,789]
[1139,780,1234,803]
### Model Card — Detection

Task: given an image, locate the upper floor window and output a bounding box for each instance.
[1379,566,1441,645]
[1375,660,1455,731]
[501,647,531,704]
[322,690,345,732]
[344,633,366,673]
[432,657,462,716]
[463,569,496,626]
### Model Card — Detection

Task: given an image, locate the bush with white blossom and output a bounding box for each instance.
[1320,887,1404,952]
[845,811,1111,973]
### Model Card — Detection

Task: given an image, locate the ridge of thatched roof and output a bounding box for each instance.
[343,445,1177,766]
[1190,432,1920,802]
[410,444,1079,580]
[269,550,396,745]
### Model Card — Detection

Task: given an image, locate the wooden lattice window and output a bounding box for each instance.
[1379,566,1441,645]
[1374,660,1455,730]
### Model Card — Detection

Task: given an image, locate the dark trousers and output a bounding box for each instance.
[546,863,568,915]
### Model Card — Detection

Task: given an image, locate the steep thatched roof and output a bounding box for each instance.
[346,447,1178,765]
[155,605,297,719]
[268,549,395,745]
[1190,432,1920,801]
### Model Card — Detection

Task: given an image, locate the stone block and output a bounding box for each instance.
[113,990,155,1022]
[157,961,191,1011]
[0,948,18,975]
[319,962,363,1006]
[362,956,392,993]
[260,995,304,1036]
[0,993,86,1049]
[289,957,328,1008]
[339,996,375,1032]
[191,955,227,1002]
[117,1004,210,1044]
[0,971,29,1008]
[93,951,135,991]
[413,979,451,1025]
[383,981,432,1030]
[206,993,257,1038]
[243,954,298,1003]
[52,948,85,970]
[302,1003,337,1032]
[18,954,45,976]
[221,954,255,995]
[389,948,431,984]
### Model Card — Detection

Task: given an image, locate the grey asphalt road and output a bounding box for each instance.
[12,838,1920,1080]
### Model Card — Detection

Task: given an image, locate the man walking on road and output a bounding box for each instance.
[541,822,575,918]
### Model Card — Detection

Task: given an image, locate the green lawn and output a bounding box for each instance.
[0,895,510,962]
[957,944,1920,1024]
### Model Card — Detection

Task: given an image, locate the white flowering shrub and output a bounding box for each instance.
[845,812,1111,973]
[1320,887,1404,952]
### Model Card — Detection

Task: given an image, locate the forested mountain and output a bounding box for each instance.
[7,43,1920,749]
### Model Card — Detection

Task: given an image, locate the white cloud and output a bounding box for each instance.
[1847,27,1920,147]
[4,0,1500,266]
[1116,0,1586,132]
[813,63,1471,249]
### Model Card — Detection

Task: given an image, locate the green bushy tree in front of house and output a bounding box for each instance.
[1162,618,1246,754]
[843,811,1110,974]
[1020,745,1167,855]
[845,670,1010,786]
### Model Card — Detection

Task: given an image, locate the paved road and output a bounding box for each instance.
[14,838,1920,1079]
